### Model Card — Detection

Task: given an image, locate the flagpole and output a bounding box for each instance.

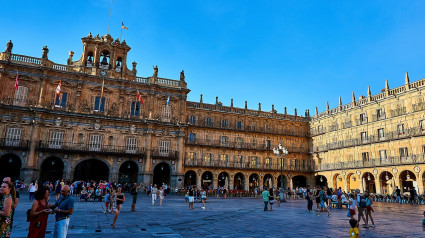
[120,27,122,42]
[107,0,113,35]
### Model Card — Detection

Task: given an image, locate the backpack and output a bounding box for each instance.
[359,196,367,208]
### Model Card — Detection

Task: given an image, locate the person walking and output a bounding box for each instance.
[395,186,401,204]
[28,181,38,202]
[364,191,375,228]
[188,186,195,209]
[348,193,356,220]
[275,188,281,207]
[51,185,74,238]
[269,188,275,211]
[0,181,15,238]
[111,186,125,229]
[355,189,367,227]
[159,186,165,206]
[200,189,207,209]
[306,185,313,212]
[130,183,142,212]
[262,187,270,211]
[28,187,50,238]
[151,184,159,206]
[316,186,331,217]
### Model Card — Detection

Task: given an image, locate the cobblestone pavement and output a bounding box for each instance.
[9,193,425,237]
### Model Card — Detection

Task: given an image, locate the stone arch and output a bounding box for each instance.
[39,156,64,183]
[333,173,343,190]
[234,172,245,190]
[249,173,259,190]
[201,171,213,189]
[362,172,376,193]
[74,158,110,181]
[277,174,288,190]
[346,173,359,193]
[292,175,307,188]
[378,171,394,195]
[263,174,273,189]
[218,172,229,189]
[0,153,22,181]
[118,160,139,184]
[184,170,197,188]
[399,170,417,193]
[315,174,328,187]
[153,162,172,187]
[72,157,112,172]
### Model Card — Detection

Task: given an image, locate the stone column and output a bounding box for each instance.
[23,120,41,183]
[196,172,202,188]
[111,158,118,182]
[142,133,153,184]
[258,176,263,190]
[63,155,72,180]
[375,179,381,194]
[175,135,185,188]
[213,174,218,189]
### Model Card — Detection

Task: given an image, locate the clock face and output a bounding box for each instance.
[100,70,107,77]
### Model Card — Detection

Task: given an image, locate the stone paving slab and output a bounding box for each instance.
[9,193,425,237]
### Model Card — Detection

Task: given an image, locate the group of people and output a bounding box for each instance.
[185,185,207,209]
[261,188,281,211]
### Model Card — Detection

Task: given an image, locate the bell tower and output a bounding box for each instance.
[69,33,134,80]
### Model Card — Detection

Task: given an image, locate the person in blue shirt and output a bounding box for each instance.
[50,185,74,238]
[262,187,270,211]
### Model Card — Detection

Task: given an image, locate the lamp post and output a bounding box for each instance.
[273,143,288,202]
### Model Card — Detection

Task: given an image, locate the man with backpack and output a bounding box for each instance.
[316,186,332,217]
[355,189,367,227]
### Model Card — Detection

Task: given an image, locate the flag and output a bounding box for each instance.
[15,71,19,90]
[165,95,170,106]
[121,22,128,30]
[137,91,143,104]
[101,79,105,96]
[55,81,61,96]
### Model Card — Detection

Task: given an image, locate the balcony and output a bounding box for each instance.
[151,149,178,160]
[0,138,30,150]
[37,141,145,156]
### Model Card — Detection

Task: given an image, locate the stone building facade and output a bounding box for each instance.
[311,74,425,195]
[0,33,313,189]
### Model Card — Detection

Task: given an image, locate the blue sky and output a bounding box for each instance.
[2,1,425,115]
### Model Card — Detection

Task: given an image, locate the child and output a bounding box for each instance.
[348,193,356,220]
[349,219,360,238]
[104,189,111,213]
[422,211,425,231]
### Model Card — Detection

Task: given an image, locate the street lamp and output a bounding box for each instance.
[273,143,288,202]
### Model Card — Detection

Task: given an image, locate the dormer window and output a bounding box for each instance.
[99,50,110,69]
[86,52,94,67]
[115,57,122,72]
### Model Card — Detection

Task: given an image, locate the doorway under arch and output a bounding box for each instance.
[202,171,213,189]
[379,171,394,194]
[315,175,328,187]
[292,175,307,188]
[153,162,171,187]
[234,172,245,190]
[346,173,359,193]
[184,170,197,188]
[399,170,416,193]
[74,159,109,181]
[362,172,376,193]
[249,173,259,190]
[118,161,138,184]
[0,154,21,181]
[39,157,64,183]
[263,174,273,189]
[218,172,229,189]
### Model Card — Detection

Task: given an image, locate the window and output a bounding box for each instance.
[379,150,387,162]
[265,140,271,149]
[360,113,367,123]
[189,115,196,125]
[126,137,137,153]
[378,128,385,140]
[420,120,425,132]
[161,105,171,122]
[265,157,271,168]
[204,153,212,165]
[265,124,270,132]
[221,119,228,128]
[55,93,67,108]
[189,133,196,142]
[236,155,244,167]
[130,101,140,116]
[49,131,64,149]
[301,160,305,169]
[250,156,258,168]
[235,137,243,148]
[397,124,405,135]
[361,132,367,143]
[294,159,299,169]
[399,147,408,159]
[219,154,228,166]
[236,121,243,130]
[220,136,228,146]
[362,152,369,162]
[89,134,102,151]
[252,138,257,147]
[187,152,196,162]
[251,123,257,131]
[6,128,22,146]
[94,97,105,112]
[13,86,28,106]
[422,145,425,156]
[205,134,212,143]
[376,109,384,120]
[160,141,170,156]
[205,117,212,127]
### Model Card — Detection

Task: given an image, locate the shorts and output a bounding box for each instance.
[320,201,327,208]
[358,207,365,216]
[366,205,374,212]
[269,200,275,204]
[189,196,194,202]
[349,209,356,216]
[132,195,137,204]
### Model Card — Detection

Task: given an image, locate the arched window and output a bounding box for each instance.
[86,52,94,67]
[115,57,122,72]
[100,50,110,69]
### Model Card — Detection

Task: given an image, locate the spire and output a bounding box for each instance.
[231,98,233,107]
[294,108,297,116]
[200,94,203,103]
[258,103,261,111]
[405,71,410,84]
[284,107,287,115]
[215,96,218,105]
[272,104,275,113]
[367,86,371,97]
[352,91,355,102]
[385,79,389,90]
[245,101,247,109]
[339,96,342,106]
[315,107,318,115]
[326,101,329,111]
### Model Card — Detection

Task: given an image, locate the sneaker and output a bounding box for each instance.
[370,225,375,228]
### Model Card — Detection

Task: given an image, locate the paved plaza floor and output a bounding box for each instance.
[9,193,424,237]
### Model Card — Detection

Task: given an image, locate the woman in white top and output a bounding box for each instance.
[28,180,38,202]
[159,187,165,205]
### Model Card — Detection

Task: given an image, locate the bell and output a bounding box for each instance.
[101,56,108,65]
[116,61,121,67]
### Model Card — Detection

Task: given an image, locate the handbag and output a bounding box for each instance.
[346,210,351,218]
